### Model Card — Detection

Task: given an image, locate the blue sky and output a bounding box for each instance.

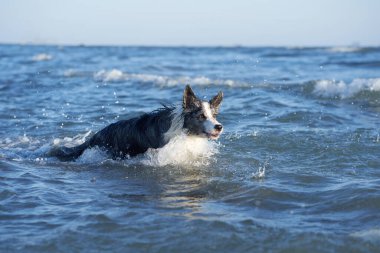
[0,0,379,46]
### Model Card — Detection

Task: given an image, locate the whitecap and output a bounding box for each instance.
[93,69,243,87]
[351,228,380,243]
[31,53,53,61]
[313,78,380,98]
[63,69,80,77]
[327,47,362,53]
[94,69,124,82]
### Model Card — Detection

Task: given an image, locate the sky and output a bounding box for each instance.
[0,0,379,46]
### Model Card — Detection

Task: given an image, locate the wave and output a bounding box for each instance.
[31,53,53,61]
[0,131,97,162]
[327,46,380,53]
[67,69,380,101]
[327,47,363,53]
[63,69,87,77]
[325,60,380,68]
[312,78,380,98]
[0,134,50,161]
[93,69,241,87]
[350,228,380,244]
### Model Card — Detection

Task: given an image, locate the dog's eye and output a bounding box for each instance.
[199,114,206,120]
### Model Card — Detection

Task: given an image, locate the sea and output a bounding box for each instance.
[0,44,379,253]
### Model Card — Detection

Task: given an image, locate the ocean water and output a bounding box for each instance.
[0,44,380,252]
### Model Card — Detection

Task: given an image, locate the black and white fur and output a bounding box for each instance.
[50,85,223,161]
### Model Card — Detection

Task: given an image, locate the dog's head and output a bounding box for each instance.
[182,85,223,140]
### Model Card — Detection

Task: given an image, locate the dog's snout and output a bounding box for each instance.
[214,124,223,131]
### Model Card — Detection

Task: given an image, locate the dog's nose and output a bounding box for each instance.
[214,124,223,131]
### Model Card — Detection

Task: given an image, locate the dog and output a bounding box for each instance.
[50,85,223,161]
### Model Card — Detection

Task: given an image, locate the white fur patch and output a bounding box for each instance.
[202,102,221,135]
[202,102,213,119]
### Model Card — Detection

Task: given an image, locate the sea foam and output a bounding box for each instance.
[52,131,92,148]
[351,228,380,243]
[31,53,53,61]
[327,47,362,53]
[93,69,239,87]
[142,134,219,167]
[313,78,380,98]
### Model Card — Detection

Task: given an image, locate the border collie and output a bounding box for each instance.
[50,85,223,161]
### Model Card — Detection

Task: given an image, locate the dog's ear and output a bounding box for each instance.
[210,91,223,112]
[183,85,198,110]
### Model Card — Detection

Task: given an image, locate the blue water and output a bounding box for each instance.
[1,44,380,252]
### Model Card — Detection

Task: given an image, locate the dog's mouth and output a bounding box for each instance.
[204,131,221,140]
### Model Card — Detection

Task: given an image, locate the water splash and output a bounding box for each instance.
[76,147,109,164]
[142,134,219,167]
[252,165,266,179]
[52,131,92,148]
[0,134,50,161]
[252,159,271,179]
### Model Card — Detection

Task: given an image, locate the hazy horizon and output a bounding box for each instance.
[1,42,378,48]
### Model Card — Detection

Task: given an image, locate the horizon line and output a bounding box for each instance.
[0,41,379,49]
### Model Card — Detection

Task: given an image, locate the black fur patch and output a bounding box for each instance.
[51,107,175,160]
[183,108,205,136]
